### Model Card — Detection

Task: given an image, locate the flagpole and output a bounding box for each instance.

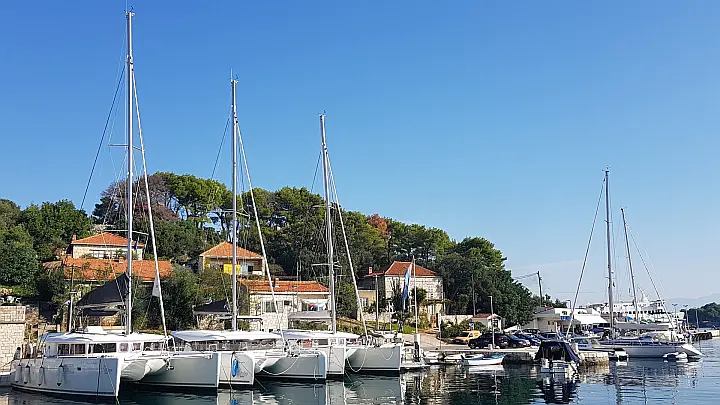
[413,257,418,335]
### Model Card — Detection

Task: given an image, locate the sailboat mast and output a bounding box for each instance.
[320,114,336,333]
[605,169,614,334]
[231,78,239,331]
[621,208,640,324]
[125,10,134,336]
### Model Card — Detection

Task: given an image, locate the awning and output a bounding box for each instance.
[572,315,608,325]
[76,274,129,308]
[192,299,230,316]
[79,308,121,317]
[288,311,331,322]
[301,299,329,306]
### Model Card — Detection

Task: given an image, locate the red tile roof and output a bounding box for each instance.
[241,279,329,293]
[71,232,144,248]
[365,261,438,278]
[60,257,172,282]
[472,313,500,319]
[200,242,263,259]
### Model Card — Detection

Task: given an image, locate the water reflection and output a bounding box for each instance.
[3,345,719,405]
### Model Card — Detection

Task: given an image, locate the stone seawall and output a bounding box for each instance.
[0,306,25,368]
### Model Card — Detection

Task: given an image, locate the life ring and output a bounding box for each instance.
[56,364,64,386]
[38,366,45,386]
[231,357,239,377]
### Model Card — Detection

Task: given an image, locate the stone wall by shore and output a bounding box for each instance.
[0,306,25,367]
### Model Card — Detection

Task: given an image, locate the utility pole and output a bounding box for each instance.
[537,271,543,308]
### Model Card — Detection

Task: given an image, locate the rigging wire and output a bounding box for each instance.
[570,176,606,323]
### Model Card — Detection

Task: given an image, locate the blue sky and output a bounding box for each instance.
[1,1,719,303]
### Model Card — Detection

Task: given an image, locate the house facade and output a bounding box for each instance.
[471,313,502,331]
[357,261,445,325]
[69,232,144,259]
[200,242,264,276]
[240,279,330,331]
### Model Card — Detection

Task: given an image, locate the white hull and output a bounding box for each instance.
[120,356,167,381]
[216,351,256,387]
[460,355,504,366]
[11,357,122,398]
[257,350,327,381]
[312,344,349,376]
[605,342,702,358]
[134,352,221,389]
[346,344,402,373]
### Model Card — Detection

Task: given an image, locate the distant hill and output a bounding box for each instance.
[667,293,720,309]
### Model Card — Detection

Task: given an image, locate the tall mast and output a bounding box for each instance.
[125,10,134,336]
[320,114,336,333]
[231,77,239,331]
[605,169,614,334]
[621,208,640,324]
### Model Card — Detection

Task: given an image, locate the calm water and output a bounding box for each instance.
[2,338,719,404]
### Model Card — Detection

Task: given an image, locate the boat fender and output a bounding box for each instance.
[23,364,30,384]
[231,357,239,377]
[57,364,64,386]
[38,365,45,386]
[231,400,238,405]
[14,364,21,382]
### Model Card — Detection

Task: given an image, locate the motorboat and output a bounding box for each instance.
[570,337,628,361]
[459,353,505,366]
[535,341,579,378]
[601,332,702,359]
[172,330,327,385]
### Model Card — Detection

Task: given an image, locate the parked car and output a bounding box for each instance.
[452,330,482,344]
[514,332,541,346]
[539,332,566,340]
[468,333,509,349]
[506,334,531,348]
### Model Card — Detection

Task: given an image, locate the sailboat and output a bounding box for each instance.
[11,11,220,398]
[596,170,702,359]
[274,114,403,375]
[169,77,327,385]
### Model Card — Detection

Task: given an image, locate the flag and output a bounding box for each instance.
[402,263,411,311]
[152,273,161,297]
[133,240,138,250]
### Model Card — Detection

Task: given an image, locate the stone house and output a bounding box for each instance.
[471,313,503,331]
[240,279,330,331]
[199,242,264,276]
[357,261,445,324]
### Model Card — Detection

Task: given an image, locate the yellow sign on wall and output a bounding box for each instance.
[223,264,247,275]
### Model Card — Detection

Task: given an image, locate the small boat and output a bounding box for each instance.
[422,351,444,365]
[571,337,628,361]
[663,352,688,362]
[459,354,505,366]
[536,341,579,378]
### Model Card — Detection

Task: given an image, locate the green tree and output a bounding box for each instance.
[0,199,21,229]
[153,220,220,264]
[161,267,200,330]
[22,200,92,261]
[35,269,66,302]
[335,282,358,320]
[0,225,38,286]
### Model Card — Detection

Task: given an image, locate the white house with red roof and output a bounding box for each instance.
[359,261,444,323]
[69,232,144,259]
[240,278,330,331]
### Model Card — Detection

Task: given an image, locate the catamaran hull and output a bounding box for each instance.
[11,357,122,398]
[217,351,255,387]
[346,345,402,374]
[121,357,167,381]
[311,345,349,377]
[257,351,327,381]
[133,352,220,390]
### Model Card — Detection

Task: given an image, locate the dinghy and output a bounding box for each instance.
[459,353,505,366]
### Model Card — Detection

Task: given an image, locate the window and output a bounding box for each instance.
[247,265,254,274]
[70,344,86,355]
[360,298,369,308]
[91,249,105,259]
[57,344,70,355]
[91,343,116,353]
[264,301,277,313]
[132,343,141,351]
[119,343,129,352]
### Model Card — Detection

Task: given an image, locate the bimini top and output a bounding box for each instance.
[534,340,581,363]
[42,330,166,344]
[171,330,279,342]
[275,329,359,340]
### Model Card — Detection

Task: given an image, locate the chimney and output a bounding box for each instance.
[368,266,373,275]
[274,277,279,288]
[71,235,77,242]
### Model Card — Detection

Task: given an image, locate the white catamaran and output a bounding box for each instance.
[169,77,327,386]
[11,11,220,398]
